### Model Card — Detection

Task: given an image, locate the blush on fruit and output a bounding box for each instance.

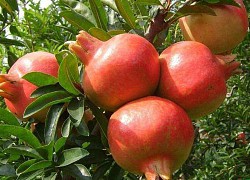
[179,0,248,54]
[0,51,59,122]
[69,31,160,112]
[108,96,194,180]
[156,41,241,119]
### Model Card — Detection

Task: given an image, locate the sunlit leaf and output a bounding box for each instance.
[68,98,85,121]
[89,27,111,41]
[31,84,65,98]
[22,72,58,87]
[89,0,108,31]
[23,91,72,118]
[60,10,96,31]
[101,0,118,11]
[115,0,136,29]
[134,0,162,5]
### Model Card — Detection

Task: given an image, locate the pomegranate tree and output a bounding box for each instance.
[0,52,59,122]
[69,31,160,112]
[108,96,194,180]
[156,41,241,119]
[179,0,248,54]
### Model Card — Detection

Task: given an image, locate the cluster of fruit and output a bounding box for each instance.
[0,0,248,179]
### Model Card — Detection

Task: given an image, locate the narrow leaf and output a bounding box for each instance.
[93,161,113,180]
[60,10,95,31]
[44,103,65,144]
[31,84,65,98]
[35,141,54,161]
[134,0,162,5]
[89,0,108,31]
[3,146,42,159]
[0,125,41,148]
[0,37,25,46]
[115,0,136,29]
[101,0,118,11]
[16,159,38,174]
[58,52,82,95]
[18,160,52,175]
[54,137,67,153]
[17,169,44,180]
[22,72,58,87]
[23,91,72,118]
[61,117,72,138]
[176,4,216,17]
[0,0,14,14]
[0,108,20,126]
[57,148,89,167]
[89,27,112,41]
[67,98,85,121]
[62,164,91,180]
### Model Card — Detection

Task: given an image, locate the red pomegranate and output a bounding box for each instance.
[69,31,160,112]
[156,41,241,119]
[179,0,248,54]
[108,96,194,180]
[0,52,59,122]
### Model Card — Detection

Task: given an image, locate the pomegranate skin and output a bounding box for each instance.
[0,52,59,122]
[156,41,240,119]
[179,0,248,54]
[108,96,194,179]
[69,31,160,112]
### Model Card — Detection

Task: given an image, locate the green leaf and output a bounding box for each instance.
[61,117,72,138]
[115,0,136,29]
[45,103,65,144]
[89,0,108,31]
[68,98,85,121]
[31,84,65,98]
[93,161,113,180]
[89,27,112,41]
[58,51,82,95]
[0,37,25,46]
[57,148,89,167]
[70,116,89,136]
[35,141,54,161]
[16,159,38,174]
[0,0,14,14]
[22,72,58,87]
[108,163,124,180]
[176,4,216,17]
[62,164,91,180]
[17,160,52,175]
[0,164,16,177]
[203,0,241,7]
[86,100,109,147]
[55,137,67,153]
[107,30,126,36]
[0,108,20,126]
[134,0,162,5]
[60,10,96,31]
[3,146,42,159]
[23,91,72,118]
[0,125,41,148]
[101,0,118,11]
[17,169,44,180]
[44,172,57,180]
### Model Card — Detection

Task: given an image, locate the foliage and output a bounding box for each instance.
[0,0,249,179]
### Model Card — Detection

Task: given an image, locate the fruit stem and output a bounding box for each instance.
[69,31,103,66]
[0,74,19,100]
[215,54,241,80]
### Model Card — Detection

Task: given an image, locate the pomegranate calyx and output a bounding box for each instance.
[69,31,103,66]
[144,161,172,180]
[0,74,19,100]
[215,54,241,80]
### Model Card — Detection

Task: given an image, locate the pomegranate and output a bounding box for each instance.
[108,96,194,180]
[156,41,241,119]
[0,52,59,122]
[179,0,248,54]
[69,31,160,111]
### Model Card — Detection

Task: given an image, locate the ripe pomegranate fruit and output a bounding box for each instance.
[156,41,241,119]
[0,52,59,122]
[179,0,248,54]
[108,96,194,180]
[69,31,160,112]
